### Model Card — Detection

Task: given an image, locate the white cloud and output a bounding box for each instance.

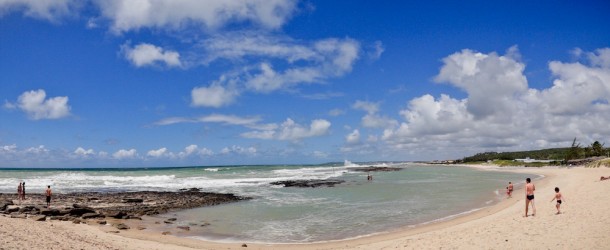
[155,114,262,127]
[179,144,213,158]
[0,144,17,153]
[346,129,360,144]
[0,0,77,21]
[96,0,298,33]
[74,147,95,156]
[113,149,137,159]
[380,47,610,159]
[122,43,181,68]
[352,100,398,128]
[241,118,331,141]
[7,89,71,120]
[147,147,168,157]
[191,80,240,108]
[220,145,257,155]
[434,46,528,119]
[328,108,345,116]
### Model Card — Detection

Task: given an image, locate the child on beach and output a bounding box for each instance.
[550,187,564,214]
[507,182,513,198]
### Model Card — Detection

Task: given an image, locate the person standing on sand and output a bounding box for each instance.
[45,185,52,208]
[524,178,536,217]
[17,182,23,203]
[550,187,565,214]
[21,181,26,200]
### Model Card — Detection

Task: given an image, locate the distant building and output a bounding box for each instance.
[514,157,554,163]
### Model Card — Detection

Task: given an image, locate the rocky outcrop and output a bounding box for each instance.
[270,179,345,188]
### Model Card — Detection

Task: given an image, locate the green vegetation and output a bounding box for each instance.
[585,158,610,168]
[461,138,609,166]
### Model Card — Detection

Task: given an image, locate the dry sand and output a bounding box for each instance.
[1,166,609,250]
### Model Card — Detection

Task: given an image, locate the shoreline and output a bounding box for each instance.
[2,166,609,249]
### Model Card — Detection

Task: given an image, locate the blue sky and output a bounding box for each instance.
[1,0,609,168]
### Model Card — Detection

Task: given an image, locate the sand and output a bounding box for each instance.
[1,166,609,250]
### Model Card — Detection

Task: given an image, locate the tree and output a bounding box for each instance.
[565,138,582,163]
[591,141,605,157]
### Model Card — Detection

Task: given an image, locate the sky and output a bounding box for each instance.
[1,0,609,168]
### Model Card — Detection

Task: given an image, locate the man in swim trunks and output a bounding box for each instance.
[525,178,536,217]
[45,185,52,208]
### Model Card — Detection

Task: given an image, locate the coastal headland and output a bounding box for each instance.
[1,166,609,249]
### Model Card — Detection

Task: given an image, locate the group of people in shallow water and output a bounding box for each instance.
[16,181,53,208]
[506,178,565,216]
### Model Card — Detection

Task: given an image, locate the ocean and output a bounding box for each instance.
[0,162,534,243]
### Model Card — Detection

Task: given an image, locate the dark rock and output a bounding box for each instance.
[6,205,20,213]
[104,211,127,219]
[179,188,201,192]
[40,209,61,216]
[137,226,146,230]
[164,220,173,224]
[200,222,211,227]
[242,243,248,247]
[115,223,130,230]
[270,179,345,188]
[70,207,96,216]
[97,220,107,225]
[177,226,190,231]
[72,218,82,224]
[161,231,171,235]
[122,198,143,203]
[167,218,177,221]
[81,213,103,219]
[125,215,142,220]
[32,215,46,221]
[0,200,13,211]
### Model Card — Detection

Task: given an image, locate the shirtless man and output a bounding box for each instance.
[45,185,52,208]
[525,178,536,217]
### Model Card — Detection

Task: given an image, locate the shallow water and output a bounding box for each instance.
[0,163,533,243]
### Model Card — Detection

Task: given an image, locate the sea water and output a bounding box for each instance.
[0,162,533,243]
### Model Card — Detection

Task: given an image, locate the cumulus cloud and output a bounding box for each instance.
[6,89,71,120]
[178,144,213,158]
[96,0,297,33]
[191,80,240,108]
[380,47,610,159]
[147,147,168,157]
[0,0,77,21]
[113,149,137,159]
[434,46,528,119]
[241,118,331,141]
[74,147,95,156]
[122,43,182,68]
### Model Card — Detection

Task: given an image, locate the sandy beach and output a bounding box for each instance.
[2,166,609,249]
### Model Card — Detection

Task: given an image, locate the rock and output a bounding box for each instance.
[72,218,82,224]
[40,209,61,216]
[97,220,107,225]
[162,231,171,235]
[81,213,103,219]
[270,179,345,188]
[10,214,26,219]
[163,220,173,224]
[6,205,20,213]
[122,198,144,203]
[32,215,46,221]
[179,188,201,192]
[104,211,127,219]
[167,218,177,221]
[69,207,96,216]
[125,215,142,220]
[108,231,120,234]
[200,222,211,227]
[115,223,130,230]
[177,226,190,231]
[0,200,14,211]
[137,226,146,230]
[242,243,248,247]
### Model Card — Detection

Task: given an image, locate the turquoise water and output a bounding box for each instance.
[0,162,534,243]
